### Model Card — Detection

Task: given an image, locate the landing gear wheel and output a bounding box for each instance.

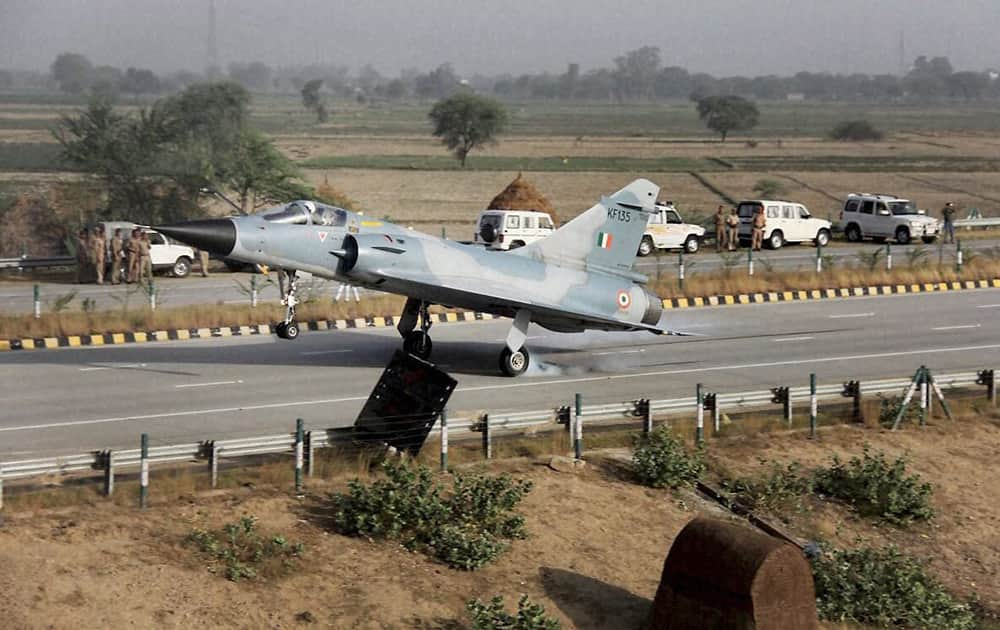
[283,321,299,340]
[403,330,433,359]
[275,322,287,338]
[499,346,530,377]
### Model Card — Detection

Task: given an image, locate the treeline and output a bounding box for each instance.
[2,47,997,103]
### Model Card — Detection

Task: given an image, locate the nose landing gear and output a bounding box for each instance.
[398,298,433,359]
[275,270,300,340]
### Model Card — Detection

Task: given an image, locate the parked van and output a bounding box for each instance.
[736,200,832,249]
[474,210,556,250]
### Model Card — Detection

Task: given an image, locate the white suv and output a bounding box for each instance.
[637,202,705,255]
[838,193,939,245]
[474,210,555,250]
[736,200,832,249]
[99,221,197,277]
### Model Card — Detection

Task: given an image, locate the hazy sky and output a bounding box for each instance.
[2,0,998,77]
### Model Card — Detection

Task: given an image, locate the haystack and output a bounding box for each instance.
[487,173,559,224]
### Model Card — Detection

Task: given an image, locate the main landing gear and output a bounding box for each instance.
[397,299,532,377]
[275,269,300,340]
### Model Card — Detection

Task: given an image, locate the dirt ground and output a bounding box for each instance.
[1,412,998,629]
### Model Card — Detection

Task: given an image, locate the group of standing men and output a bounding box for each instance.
[75,226,152,285]
[712,205,765,252]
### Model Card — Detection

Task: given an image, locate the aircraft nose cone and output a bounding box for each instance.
[155,219,237,256]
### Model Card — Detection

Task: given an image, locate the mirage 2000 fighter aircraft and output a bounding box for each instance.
[156,179,676,376]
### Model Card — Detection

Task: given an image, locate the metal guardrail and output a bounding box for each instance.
[955,217,1000,228]
[0,256,76,270]
[0,369,991,489]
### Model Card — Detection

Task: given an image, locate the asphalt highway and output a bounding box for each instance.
[2,236,997,313]
[2,289,999,458]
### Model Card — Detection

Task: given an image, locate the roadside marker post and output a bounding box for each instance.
[147,279,156,311]
[305,430,315,478]
[678,250,685,291]
[815,242,822,273]
[103,450,115,496]
[294,418,304,494]
[33,284,40,319]
[695,384,704,444]
[209,441,219,489]
[574,393,583,460]
[809,373,818,439]
[139,433,149,509]
[440,409,449,472]
[747,248,754,276]
[919,366,928,426]
[885,243,892,272]
[481,413,492,460]
[956,240,964,272]
[250,275,258,308]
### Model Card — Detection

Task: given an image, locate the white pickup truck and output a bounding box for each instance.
[637,203,705,256]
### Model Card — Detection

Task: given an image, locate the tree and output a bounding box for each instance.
[300,79,328,122]
[120,67,161,97]
[696,95,759,142]
[428,92,508,167]
[227,61,273,92]
[829,120,884,141]
[51,52,93,94]
[415,63,460,99]
[613,46,661,101]
[224,131,311,213]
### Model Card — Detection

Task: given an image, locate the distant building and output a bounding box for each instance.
[786,92,806,102]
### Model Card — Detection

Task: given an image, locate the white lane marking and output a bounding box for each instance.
[175,380,243,389]
[12,342,1000,434]
[828,312,874,319]
[0,394,370,433]
[774,336,814,342]
[300,349,353,356]
[976,304,1000,309]
[931,324,981,331]
[593,349,646,356]
[79,363,147,372]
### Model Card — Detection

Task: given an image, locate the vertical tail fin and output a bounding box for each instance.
[516,178,659,275]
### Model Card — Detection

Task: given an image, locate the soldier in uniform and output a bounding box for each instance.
[751,207,766,251]
[91,225,106,284]
[110,228,124,284]
[138,231,153,284]
[76,227,91,284]
[725,207,740,251]
[126,228,140,283]
[713,205,725,252]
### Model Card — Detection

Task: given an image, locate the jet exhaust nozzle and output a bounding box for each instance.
[155,219,237,256]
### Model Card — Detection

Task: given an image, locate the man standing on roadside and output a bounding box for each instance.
[91,225,106,285]
[725,207,740,251]
[713,205,725,251]
[941,201,956,244]
[751,207,766,251]
[138,231,153,284]
[76,227,91,284]
[197,248,210,277]
[126,228,139,283]
[110,228,124,284]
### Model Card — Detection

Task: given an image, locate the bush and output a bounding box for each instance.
[813,446,933,524]
[331,460,532,570]
[830,119,884,141]
[877,394,922,427]
[810,544,976,629]
[186,515,304,582]
[723,459,813,514]
[468,595,561,630]
[631,426,705,489]
[752,178,787,199]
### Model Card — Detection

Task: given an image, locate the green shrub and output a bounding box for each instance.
[877,394,922,427]
[186,515,304,582]
[723,459,813,514]
[810,544,975,629]
[331,460,532,570]
[468,595,561,630]
[631,426,705,489]
[830,119,884,141]
[813,446,933,524]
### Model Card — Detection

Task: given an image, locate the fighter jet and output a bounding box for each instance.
[156,179,671,376]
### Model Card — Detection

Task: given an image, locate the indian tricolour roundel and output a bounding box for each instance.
[597,232,613,249]
[617,290,631,310]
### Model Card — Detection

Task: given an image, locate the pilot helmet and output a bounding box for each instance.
[301,200,317,214]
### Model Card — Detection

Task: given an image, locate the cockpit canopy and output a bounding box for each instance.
[260,201,349,226]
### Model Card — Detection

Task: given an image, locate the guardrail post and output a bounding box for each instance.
[208,441,219,489]
[978,369,997,406]
[440,409,449,472]
[815,241,822,273]
[747,248,754,276]
[556,405,571,433]
[103,450,115,496]
[885,242,892,272]
[574,393,583,460]
[809,373,818,439]
[139,433,149,509]
[250,274,258,308]
[842,380,861,421]
[638,399,652,435]
[294,418,304,494]
[33,284,41,319]
[771,386,791,425]
[695,383,704,444]
[704,393,719,435]
[678,249,685,290]
[481,413,492,460]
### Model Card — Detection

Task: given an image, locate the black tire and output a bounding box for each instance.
[172,256,192,278]
[284,321,299,340]
[922,236,937,244]
[637,236,654,257]
[815,229,831,247]
[767,230,784,250]
[275,322,288,339]
[403,330,432,359]
[684,235,700,253]
[499,346,530,377]
[508,240,525,250]
[845,224,862,242]
[895,227,911,245]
